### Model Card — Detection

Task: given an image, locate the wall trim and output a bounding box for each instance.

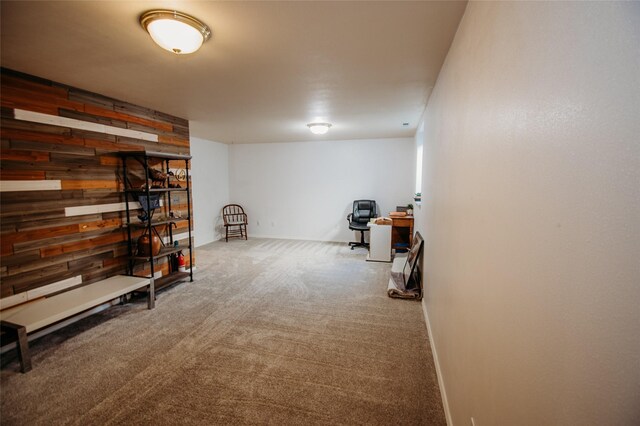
[14,108,159,142]
[65,200,163,217]
[26,275,83,300]
[422,300,452,426]
[0,180,62,192]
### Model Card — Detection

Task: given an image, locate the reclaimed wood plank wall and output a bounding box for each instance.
[0,68,194,298]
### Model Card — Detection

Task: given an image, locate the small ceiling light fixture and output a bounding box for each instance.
[307,122,332,135]
[140,10,211,54]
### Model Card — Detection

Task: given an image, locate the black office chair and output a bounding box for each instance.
[347,200,378,250]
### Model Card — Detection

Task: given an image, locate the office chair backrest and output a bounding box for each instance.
[352,200,377,223]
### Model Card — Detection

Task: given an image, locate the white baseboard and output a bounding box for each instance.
[421,300,452,426]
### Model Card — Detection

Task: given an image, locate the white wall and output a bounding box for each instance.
[229,138,414,242]
[190,136,229,246]
[413,115,426,237]
[420,2,640,425]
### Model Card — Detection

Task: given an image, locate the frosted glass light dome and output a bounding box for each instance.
[140,10,211,55]
[307,123,332,135]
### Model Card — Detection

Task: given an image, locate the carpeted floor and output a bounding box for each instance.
[0,238,445,425]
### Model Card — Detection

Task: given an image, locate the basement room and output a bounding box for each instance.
[1,1,638,425]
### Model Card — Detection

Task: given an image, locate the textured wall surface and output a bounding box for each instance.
[190,137,229,246]
[1,69,193,297]
[419,2,640,425]
[228,138,414,242]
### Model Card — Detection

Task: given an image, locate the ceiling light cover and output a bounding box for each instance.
[140,10,211,54]
[307,122,332,135]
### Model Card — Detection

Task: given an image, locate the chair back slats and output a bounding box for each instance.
[222,204,247,225]
[222,204,248,241]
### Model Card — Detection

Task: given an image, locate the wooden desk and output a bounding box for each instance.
[391,216,414,251]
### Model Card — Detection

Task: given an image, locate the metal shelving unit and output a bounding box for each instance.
[119,151,194,294]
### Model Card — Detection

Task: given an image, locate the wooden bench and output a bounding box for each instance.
[1,275,153,373]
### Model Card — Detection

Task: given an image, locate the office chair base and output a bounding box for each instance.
[349,230,369,250]
[349,241,369,250]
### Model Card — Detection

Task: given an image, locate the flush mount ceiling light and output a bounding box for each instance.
[307,122,332,135]
[140,10,211,54]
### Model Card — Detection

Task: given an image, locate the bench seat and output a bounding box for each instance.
[1,275,152,373]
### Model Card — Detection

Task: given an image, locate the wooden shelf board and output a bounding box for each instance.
[124,188,187,193]
[118,151,192,160]
[130,246,190,261]
[127,218,190,228]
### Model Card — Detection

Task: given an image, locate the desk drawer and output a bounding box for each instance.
[392,217,413,227]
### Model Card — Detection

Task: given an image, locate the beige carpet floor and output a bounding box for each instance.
[1,238,445,425]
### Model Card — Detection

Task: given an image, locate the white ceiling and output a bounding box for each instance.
[0,1,467,144]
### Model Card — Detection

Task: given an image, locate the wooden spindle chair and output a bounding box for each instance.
[222,204,248,241]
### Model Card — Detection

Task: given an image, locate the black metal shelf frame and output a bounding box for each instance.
[119,151,194,289]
